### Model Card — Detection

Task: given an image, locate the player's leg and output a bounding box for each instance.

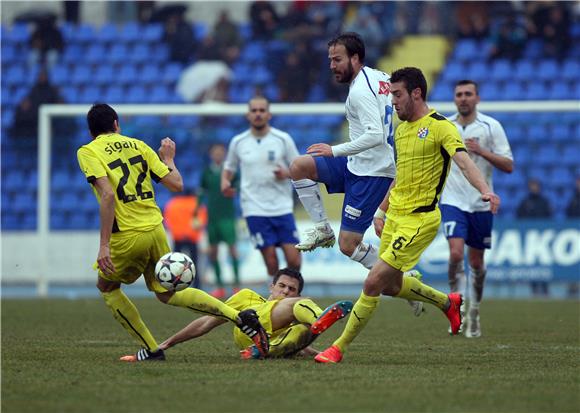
[208,243,226,298]
[440,205,469,296]
[292,156,347,251]
[246,216,280,277]
[464,210,493,338]
[98,277,161,357]
[274,213,302,270]
[222,219,241,291]
[153,224,269,356]
[98,231,164,360]
[259,246,279,277]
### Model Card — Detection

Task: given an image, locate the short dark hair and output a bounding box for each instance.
[455,79,479,94]
[328,32,365,63]
[272,267,304,294]
[87,103,118,137]
[391,67,428,100]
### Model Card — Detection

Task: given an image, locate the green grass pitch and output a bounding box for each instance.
[2,298,579,413]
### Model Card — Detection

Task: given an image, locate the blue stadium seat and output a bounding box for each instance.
[161,63,183,84]
[60,86,78,103]
[4,66,27,86]
[85,44,108,64]
[126,85,148,103]
[142,24,163,43]
[514,60,535,82]
[131,44,150,64]
[140,64,161,84]
[119,22,142,44]
[12,192,36,214]
[430,81,453,101]
[501,82,525,101]
[504,125,524,144]
[241,42,266,64]
[453,39,480,61]
[465,61,487,82]
[78,86,101,103]
[62,45,84,65]
[548,125,571,143]
[149,85,171,103]
[71,24,96,44]
[193,22,208,40]
[94,66,115,85]
[522,39,544,59]
[71,66,92,86]
[561,60,580,82]
[489,59,512,82]
[440,61,465,83]
[536,60,559,82]
[478,82,502,100]
[103,86,125,103]
[49,65,69,87]
[548,167,574,191]
[536,146,560,167]
[523,84,544,100]
[2,44,17,63]
[548,82,573,100]
[526,124,548,143]
[561,144,580,168]
[150,44,170,62]
[118,65,138,85]
[498,169,526,190]
[109,44,130,64]
[7,23,30,44]
[96,23,118,44]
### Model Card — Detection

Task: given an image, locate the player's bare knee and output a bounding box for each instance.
[338,237,357,257]
[290,155,315,180]
[156,291,173,304]
[449,250,464,264]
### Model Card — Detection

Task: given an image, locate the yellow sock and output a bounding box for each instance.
[268,324,312,358]
[292,298,323,324]
[396,275,448,309]
[334,291,379,353]
[101,289,158,351]
[168,288,239,323]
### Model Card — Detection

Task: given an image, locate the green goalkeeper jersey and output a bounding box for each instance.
[200,162,236,221]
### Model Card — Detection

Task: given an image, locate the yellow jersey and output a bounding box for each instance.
[77,133,170,232]
[389,110,466,215]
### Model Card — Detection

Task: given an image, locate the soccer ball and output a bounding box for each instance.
[155,252,196,292]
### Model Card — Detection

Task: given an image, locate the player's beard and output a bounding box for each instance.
[335,61,354,83]
[396,100,414,121]
[457,105,473,117]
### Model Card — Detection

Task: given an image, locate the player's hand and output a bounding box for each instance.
[273,166,289,180]
[306,143,333,157]
[373,217,385,237]
[97,245,115,276]
[482,192,500,214]
[158,137,176,161]
[465,138,482,155]
[221,180,236,197]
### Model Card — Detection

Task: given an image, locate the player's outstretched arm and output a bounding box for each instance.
[452,151,500,213]
[158,316,228,351]
[158,137,184,192]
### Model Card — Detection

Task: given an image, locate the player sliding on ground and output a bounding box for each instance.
[159,268,353,359]
[78,103,269,362]
[315,68,500,364]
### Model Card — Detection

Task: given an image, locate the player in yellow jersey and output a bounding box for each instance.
[158,268,353,359]
[77,103,269,361]
[315,68,500,363]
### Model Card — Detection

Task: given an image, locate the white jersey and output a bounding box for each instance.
[441,111,513,212]
[331,66,396,178]
[224,127,299,217]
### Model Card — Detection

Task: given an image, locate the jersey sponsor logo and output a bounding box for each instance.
[417,127,429,139]
[378,81,390,95]
[344,205,362,218]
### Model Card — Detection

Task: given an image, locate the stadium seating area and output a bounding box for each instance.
[1,18,579,231]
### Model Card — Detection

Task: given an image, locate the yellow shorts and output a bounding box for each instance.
[97,223,171,293]
[379,208,441,272]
